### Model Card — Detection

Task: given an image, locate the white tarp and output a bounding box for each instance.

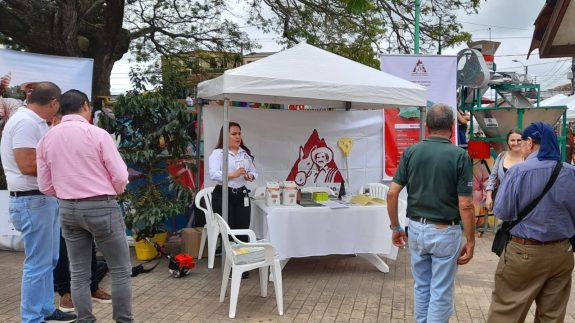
[197,43,427,108]
[0,49,94,100]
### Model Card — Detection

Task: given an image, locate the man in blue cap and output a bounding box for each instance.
[487,122,575,322]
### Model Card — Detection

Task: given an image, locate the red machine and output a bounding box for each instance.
[146,237,195,278]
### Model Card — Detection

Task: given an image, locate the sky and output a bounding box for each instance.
[109,0,569,95]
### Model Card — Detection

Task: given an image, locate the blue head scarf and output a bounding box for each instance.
[521,122,561,161]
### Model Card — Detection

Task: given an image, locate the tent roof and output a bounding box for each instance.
[540,93,575,119]
[528,0,575,58]
[197,43,427,109]
[540,94,568,106]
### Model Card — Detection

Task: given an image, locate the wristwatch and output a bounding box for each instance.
[389,224,403,233]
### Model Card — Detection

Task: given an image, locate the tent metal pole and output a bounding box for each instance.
[419,106,426,140]
[195,101,203,193]
[222,99,230,222]
[414,0,420,54]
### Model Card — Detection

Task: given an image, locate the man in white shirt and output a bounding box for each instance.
[0,81,76,323]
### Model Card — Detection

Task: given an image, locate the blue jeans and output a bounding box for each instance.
[59,199,133,323]
[408,219,462,323]
[9,195,60,323]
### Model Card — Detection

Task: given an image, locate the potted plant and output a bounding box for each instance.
[101,91,195,260]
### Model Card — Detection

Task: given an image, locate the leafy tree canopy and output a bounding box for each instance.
[0,0,254,96]
[0,0,481,96]
[246,0,480,67]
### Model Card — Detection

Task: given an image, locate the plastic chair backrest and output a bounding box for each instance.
[253,186,266,199]
[367,183,389,199]
[398,199,408,227]
[214,212,251,265]
[194,186,216,226]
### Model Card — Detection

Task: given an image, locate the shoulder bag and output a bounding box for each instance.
[491,161,562,256]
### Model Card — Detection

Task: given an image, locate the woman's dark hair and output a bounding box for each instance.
[506,128,523,143]
[215,121,254,160]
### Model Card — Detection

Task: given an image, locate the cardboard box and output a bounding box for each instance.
[181,228,208,258]
[281,181,298,206]
[312,192,329,202]
[265,181,281,206]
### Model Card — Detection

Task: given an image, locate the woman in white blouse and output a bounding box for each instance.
[208,122,258,240]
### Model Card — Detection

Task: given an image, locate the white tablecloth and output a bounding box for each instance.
[250,200,398,261]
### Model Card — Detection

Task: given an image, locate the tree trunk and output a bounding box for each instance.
[0,0,130,98]
[92,55,114,97]
[90,31,130,98]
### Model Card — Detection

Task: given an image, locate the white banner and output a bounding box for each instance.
[380,55,457,108]
[0,49,94,100]
[203,106,383,195]
[380,55,457,179]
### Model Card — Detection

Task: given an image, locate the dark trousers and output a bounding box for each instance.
[212,185,251,242]
[53,232,108,296]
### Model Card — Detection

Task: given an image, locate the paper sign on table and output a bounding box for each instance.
[321,201,349,209]
[351,195,386,206]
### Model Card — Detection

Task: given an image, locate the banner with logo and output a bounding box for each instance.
[380,55,457,179]
[203,106,383,195]
[0,49,94,99]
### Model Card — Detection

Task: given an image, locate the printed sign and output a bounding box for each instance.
[380,55,457,179]
[286,129,344,191]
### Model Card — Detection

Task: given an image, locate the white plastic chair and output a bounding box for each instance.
[215,213,283,319]
[364,183,389,199]
[253,186,266,199]
[196,187,256,269]
[300,186,335,195]
[398,198,407,227]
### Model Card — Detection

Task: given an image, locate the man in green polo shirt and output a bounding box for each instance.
[387,103,475,323]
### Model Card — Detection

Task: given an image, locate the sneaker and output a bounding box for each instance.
[92,288,112,304]
[44,309,76,322]
[58,293,74,313]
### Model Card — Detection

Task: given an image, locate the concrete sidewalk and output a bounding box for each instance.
[1,232,575,322]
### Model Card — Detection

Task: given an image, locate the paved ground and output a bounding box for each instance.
[1,231,575,322]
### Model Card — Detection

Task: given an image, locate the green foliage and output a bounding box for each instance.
[2,86,25,100]
[246,0,481,62]
[344,0,374,14]
[101,92,195,235]
[0,0,481,96]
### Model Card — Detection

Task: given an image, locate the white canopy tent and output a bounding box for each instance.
[198,43,426,109]
[541,94,575,120]
[197,43,427,236]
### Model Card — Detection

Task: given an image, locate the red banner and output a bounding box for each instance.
[384,108,422,177]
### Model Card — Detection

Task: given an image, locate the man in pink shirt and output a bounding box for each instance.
[37,89,133,323]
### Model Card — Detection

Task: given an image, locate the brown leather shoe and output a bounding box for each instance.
[91,288,112,304]
[59,293,74,313]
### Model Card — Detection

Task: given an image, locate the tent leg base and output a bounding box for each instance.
[358,253,389,273]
